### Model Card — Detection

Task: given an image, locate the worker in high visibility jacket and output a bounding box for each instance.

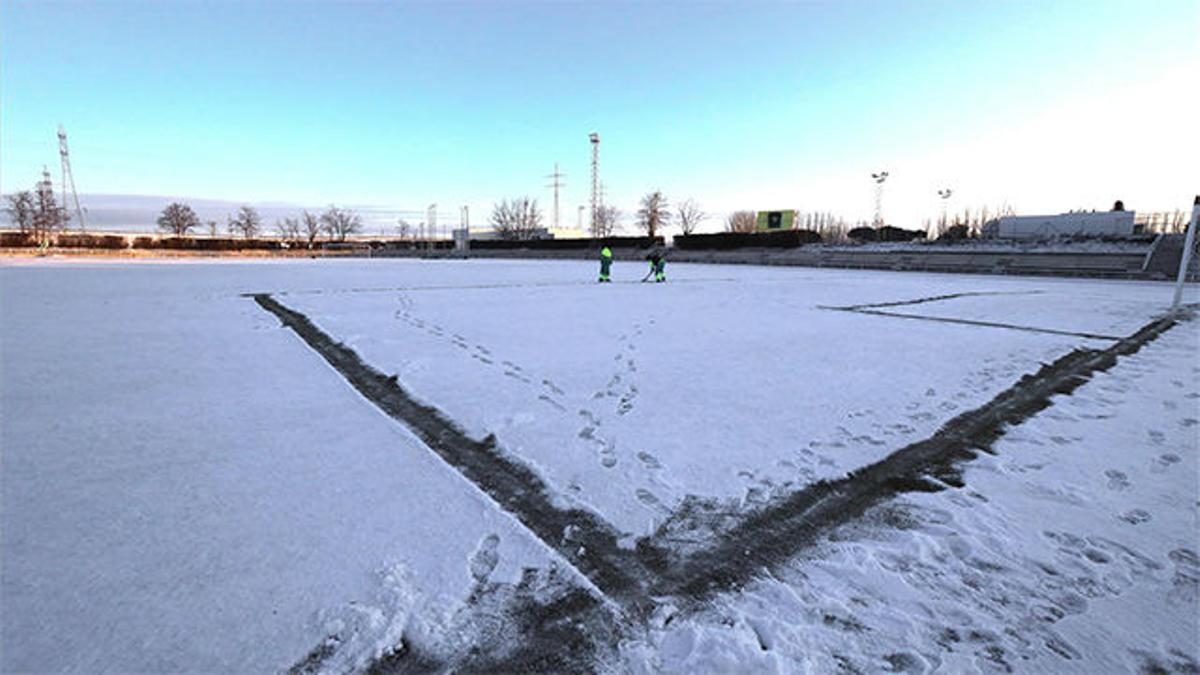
[598,246,613,282]
[646,251,666,282]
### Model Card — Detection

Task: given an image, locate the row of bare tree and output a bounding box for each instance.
[920,205,1015,239]
[488,192,708,240]
[154,203,363,244]
[5,180,73,243]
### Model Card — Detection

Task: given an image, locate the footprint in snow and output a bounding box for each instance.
[1168,548,1200,604]
[1119,509,1152,525]
[635,488,662,507]
[1104,469,1131,491]
[469,534,500,584]
[1157,453,1181,466]
[537,394,565,412]
[637,451,662,470]
[598,442,618,468]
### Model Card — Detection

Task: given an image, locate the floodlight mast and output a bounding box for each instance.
[589,133,601,234]
[871,171,889,228]
[938,188,953,229]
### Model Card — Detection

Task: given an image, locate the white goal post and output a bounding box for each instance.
[1171,195,1199,312]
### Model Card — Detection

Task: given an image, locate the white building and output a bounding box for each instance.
[984,211,1139,239]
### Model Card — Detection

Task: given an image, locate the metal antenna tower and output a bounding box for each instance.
[57,125,85,231]
[937,188,953,228]
[39,166,55,204]
[589,133,601,232]
[871,171,889,228]
[545,163,565,230]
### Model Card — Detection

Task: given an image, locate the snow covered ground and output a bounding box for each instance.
[621,318,1200,674]
[1,256,1196,673]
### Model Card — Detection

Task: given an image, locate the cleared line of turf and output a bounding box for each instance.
[830,289,1044,311]
[277,287,1191,671]
[251,293,656,614]
[832,307,1123,341]
[360,306,1193,672]
[645,307,1191,602]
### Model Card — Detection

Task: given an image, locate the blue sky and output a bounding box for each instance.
[2,0,1196,231]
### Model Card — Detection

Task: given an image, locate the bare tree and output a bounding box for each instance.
[636,191,671,238]
[157,202,201,236]
[275,217,301,243]
[591,204,620,238]
[300,210,322,247]
[227,205,261,239]
[321,205,362,242]
[206,220,219,237]
[800,211,848,243]
[5,191,35,234]
[725,210,756,233]
[32,177,69,243]
[490,197,544,240]
[397,218,414,240]
[677,198,705,235]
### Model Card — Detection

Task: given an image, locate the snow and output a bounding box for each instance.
[622,317,1200,673]
[1,256,1196,672]
[0,259,554,673]
[280,263,1183,536]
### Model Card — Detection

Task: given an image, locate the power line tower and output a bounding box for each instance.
[57,125,85,231]
[589,132,601,234]
[871,171,889,228]
[546,163,565,230]
[38,166,56,212]
[35,166,64,236]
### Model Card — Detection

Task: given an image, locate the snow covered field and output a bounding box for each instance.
[1,257,1196,673]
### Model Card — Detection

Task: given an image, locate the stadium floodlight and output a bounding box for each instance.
[871,171,889,228]
[938,188,953,228]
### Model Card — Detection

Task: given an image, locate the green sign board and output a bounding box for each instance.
[756,210,796,231]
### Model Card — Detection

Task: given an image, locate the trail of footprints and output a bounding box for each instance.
[575,321,659,479]
[396,301,665,503]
